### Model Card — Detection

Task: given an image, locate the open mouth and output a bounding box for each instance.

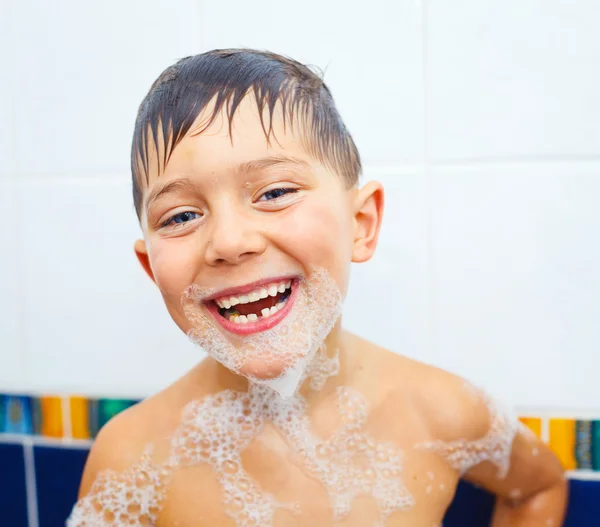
[215,279,293,324]
[205,278,297,334]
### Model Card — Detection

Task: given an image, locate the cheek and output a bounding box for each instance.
[273,199,354,287]
[148,239,198,299]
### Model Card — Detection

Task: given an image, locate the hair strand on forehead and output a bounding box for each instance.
[130,48,362,221]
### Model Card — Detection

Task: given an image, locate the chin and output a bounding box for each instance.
[239,357,291,380]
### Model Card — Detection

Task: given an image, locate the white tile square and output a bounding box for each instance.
[430,163,600,408]
[425,0,600,161]
[0,2,15,178]
[12,0,201,176]
[344,168,433,363]
[20,178,203,398]
[0,182,26,391]
[199,0,425,165]
[0,99,14,179]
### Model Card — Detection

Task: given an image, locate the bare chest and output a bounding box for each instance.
[157,427,458,527]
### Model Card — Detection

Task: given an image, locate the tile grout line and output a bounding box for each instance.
[541,417,550,443]
[23,437,40,527]
[517,408,600,420]
[0,432,93,449]
[62,395,73,440]
[14,151,31,429]
[12,157,600,184]
[429,154,600,169]
[419,0,437,365]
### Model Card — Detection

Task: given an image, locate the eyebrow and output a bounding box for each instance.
[236,155,311,175]
[145,178,200,212]
[144,155,311,211]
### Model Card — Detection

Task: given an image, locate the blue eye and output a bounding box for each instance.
[162,211,201,228]
[259,188,298,201]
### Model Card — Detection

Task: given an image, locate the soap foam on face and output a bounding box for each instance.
[182,266,344,397]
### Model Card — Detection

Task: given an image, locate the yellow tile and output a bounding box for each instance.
[40,396,63,438]
[70,396,91,440]
[519,417,542,438]
[549,418,576,470]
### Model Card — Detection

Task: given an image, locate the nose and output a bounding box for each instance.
[204,208,267,266]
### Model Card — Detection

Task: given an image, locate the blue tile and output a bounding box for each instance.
[0,442,29,527]
[564,478,600,526]
[34,445,90,527]
[443,479,494,527]
[2,395,34,434]
[444,477,600,527]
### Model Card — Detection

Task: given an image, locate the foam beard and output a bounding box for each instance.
[182,267,344,397]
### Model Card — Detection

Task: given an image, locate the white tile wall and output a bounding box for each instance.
[0,101,13,178]
[0,182,26,391]
[0,1,14,177]
[344,168,433,363]
[425,0,600,161]
[1,0,599,410]
[198,0,425,166]
[11,0,201,176]
[430,163,600,408]
[19,178,202,397]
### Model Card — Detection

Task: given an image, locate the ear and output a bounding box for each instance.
[351,181,384,263]
[134,239,156,283]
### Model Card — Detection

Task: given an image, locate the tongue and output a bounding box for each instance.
[235,292,283,316]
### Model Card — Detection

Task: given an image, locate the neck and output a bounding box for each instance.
[297,321,353,402]
[208,321,352,403]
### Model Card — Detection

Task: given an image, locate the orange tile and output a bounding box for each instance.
[519,417,542,438]
[39,396,63,438]
[69,396,91,440]
[549,418,576,470]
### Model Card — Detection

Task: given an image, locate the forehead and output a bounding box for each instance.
[145,95,314,186]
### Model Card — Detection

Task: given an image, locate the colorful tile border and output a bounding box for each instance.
[1,396,599,474]
[0,394,140,441]
[519,417,600,472]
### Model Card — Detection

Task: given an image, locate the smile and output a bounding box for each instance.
[204,277,299,335]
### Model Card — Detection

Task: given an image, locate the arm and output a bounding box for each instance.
[418,370,568,527]
[464,425,568,527]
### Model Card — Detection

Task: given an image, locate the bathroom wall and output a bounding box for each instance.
[2,1,600,526]
[1,0,599,413]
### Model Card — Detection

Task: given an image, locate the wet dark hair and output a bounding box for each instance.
[131,49,362,220]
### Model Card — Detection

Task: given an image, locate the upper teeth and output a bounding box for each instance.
[215,280,292,309]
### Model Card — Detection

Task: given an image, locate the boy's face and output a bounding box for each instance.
[135,95,383,379]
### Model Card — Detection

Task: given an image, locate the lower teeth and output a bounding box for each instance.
[227,298,288,324]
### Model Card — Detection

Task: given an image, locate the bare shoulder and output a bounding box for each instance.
[408,361,495,443]
[78,400,149,498]
[78,361,213,499]
[348,333,494,443]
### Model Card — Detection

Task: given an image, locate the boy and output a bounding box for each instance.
[69,49,567,526]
